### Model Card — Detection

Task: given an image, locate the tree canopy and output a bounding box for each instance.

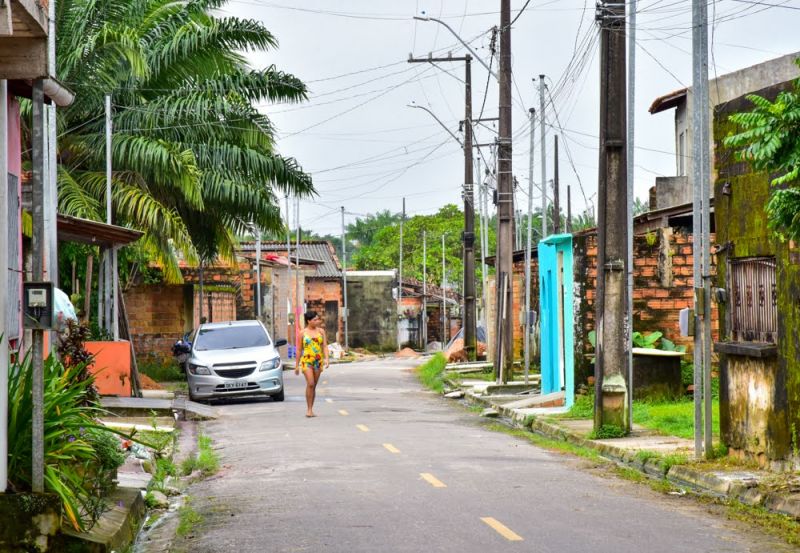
[724,62,800,242]
[49,0,314,281]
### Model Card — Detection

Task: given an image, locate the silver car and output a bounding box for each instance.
[184,320,287,403]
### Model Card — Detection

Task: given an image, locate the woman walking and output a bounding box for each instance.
[295,310,329,417]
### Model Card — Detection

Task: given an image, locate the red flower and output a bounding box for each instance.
[315,354,321,360]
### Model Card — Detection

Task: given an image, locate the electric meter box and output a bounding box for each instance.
[23,281,55,330]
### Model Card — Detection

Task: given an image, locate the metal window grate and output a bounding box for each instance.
[729,256,777,343]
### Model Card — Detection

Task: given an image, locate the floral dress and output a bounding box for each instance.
[300,332,324,372]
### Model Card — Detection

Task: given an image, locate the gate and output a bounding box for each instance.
[538,234,575,408]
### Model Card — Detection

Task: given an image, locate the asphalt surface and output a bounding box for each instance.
[174,358,795,553]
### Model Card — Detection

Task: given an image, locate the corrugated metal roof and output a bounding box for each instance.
[240,241,342,278]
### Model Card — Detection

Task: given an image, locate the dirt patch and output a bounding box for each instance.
[396,347,420,359]
[140,374,164,390]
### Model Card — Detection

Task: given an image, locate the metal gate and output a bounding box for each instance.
[538,234,575,408]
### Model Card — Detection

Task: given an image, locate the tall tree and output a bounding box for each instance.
[49,0,314,281]
[725,62,800,241]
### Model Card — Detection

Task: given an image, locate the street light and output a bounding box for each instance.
[413,15,498,80]
[407,103,462,147]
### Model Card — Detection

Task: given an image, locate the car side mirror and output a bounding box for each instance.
[275,339,288,348]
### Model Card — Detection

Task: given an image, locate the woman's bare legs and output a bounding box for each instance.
[302,367,319,417]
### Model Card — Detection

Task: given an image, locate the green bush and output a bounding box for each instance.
[589,424,626,439]
[139,360,185,382]
[7,352,119,530]
[417,353,447,393]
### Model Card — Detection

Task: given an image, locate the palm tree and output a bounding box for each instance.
[51,0,314,281]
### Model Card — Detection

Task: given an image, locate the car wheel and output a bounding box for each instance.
[272,389,285,402]
[188,387,203,404]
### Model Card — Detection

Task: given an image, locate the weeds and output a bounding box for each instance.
[589,424,626,439]
[182,434,220,476]
[176,498,203,538]
[417,353,447,393]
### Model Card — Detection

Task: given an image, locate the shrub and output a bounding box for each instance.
[7,352,119,530]
[417,353,447,393]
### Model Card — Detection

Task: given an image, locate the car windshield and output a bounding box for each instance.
[194,325,270,351]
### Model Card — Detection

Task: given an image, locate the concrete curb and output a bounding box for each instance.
[461,391,800,520]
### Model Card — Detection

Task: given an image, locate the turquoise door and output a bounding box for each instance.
[538,234,575,408]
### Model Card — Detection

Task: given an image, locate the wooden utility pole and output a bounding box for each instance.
[594,0,630,432]
[495,0,514,383]
[408,54,476,361]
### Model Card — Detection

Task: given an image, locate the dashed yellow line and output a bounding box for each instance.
[339,409,349,416]
[481,517,523,541]
[420,473,447,488]
[383,443,400,454]
[356,424,369,432]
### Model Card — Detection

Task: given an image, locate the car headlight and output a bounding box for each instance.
[259,358,281,372]
[188,363,211,375]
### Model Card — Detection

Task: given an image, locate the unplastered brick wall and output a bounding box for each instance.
[573,229,719,383]
[125,284,191,362]
[305,279,343,343]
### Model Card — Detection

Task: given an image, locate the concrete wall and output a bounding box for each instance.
[714,83,800,466]
[346,273,397,351]
[654,176,690,210]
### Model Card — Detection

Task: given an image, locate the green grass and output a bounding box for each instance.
[445,370,495,383]
[723,499,800,547]
[559,393,720,440]
[633,399,720,440]
[418,353,447,393]
[139,360,185,383]
[176,498,202,538]
[181,434,220,476]
[485,423,606,464]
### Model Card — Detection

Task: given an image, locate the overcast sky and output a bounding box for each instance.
[221,0,799,237]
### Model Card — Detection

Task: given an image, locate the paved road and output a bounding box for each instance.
[174,359,793,553]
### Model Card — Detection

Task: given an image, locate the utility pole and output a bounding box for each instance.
[524,108,536,385]
[286,196,292,347]
[398,197,405,351]
[295,196,301,325]
[442,233,447,346]
[567,185,573,233]
[495,0,514,383]
[594,0,630,432]
[255,224,262,320]
[31,80,45,493]
[691,0,713,459]
[423,231,428,348]
[627,0,637,428]
[104,95,113,336]
[553,135,561,234]
[341,207,349,350]
[539,75,548,239]
[0,79,8,491]
[408,53,476,361]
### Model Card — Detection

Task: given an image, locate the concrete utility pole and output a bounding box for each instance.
[442,233,447,346]
[524,108,536,385]
[553,135,561,234]
[691,0,713,459]
[398,197,405,351]
[105,95,119,341]
[255,224,262,320]
[627,0,637,431]
[423,231,428,348]
[341,207,349,350]
[567,185,573,233]
[408,53,476,361]
[494,0,514,383]
[0,80,8,491]
[285,196,292,345]
[594,0,631,433]
[539,75,548,239]
[295,196,301,321]
[31,80,45,493]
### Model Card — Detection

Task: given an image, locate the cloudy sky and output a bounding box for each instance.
[221,0,799,237]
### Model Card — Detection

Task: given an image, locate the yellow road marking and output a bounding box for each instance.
[356,424,369,432]
[325,398,333,403]
[420,473,446,488]
[383,443,400,454]
[339,409,349,416]
[481,517,523,541]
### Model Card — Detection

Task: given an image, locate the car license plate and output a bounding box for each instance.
[223,381,248,390]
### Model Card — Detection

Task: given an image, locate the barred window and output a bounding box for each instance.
[729,256,777,343]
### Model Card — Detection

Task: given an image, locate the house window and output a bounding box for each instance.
[729,256,777,343]
[678,132,686,176]
[6,174,21,340]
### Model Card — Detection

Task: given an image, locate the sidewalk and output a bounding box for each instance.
[454,380,800,521]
